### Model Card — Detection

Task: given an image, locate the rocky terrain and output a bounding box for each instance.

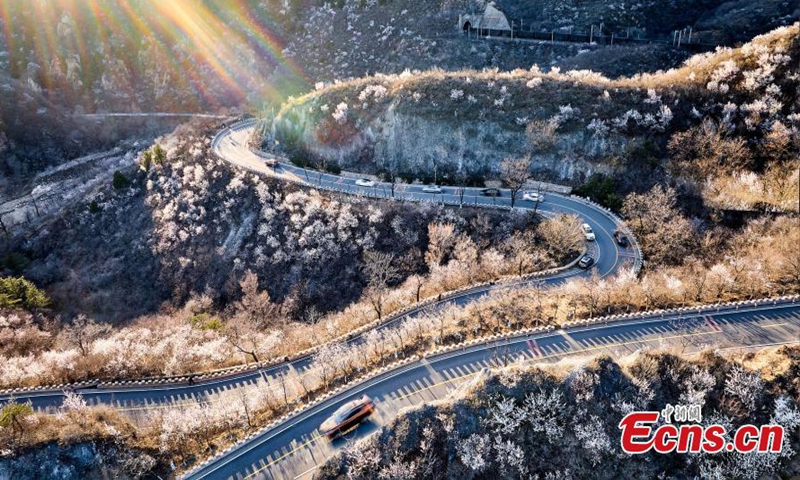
[270,24,800,211]
[318,345,800,479]
[10,121,548,323]
[3,0,796,188]
[0,2,798,478]
[0,441,164,480]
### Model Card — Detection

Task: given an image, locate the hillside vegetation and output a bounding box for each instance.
[318,346,800,479]
[0,118,584,388]
[272,24,800,212]
[279,0,798,82]
[3,0,796,187]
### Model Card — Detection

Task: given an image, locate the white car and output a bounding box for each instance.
[422,185,443,194]
[582,223,596,241]
[522,191,544,202]
[355,179,375,187]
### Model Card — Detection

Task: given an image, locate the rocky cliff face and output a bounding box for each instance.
[288,105,622,183]
[273,22,799,195]
[268,85,646,183]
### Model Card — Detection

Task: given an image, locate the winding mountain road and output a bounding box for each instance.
[4,121,796,479]
[1,120,639,412]
[180,122,797,479]
[187,299,799,480]
[215,120,642,277]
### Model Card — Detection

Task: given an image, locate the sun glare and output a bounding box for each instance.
[1,0,310,108]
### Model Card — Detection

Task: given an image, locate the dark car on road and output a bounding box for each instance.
[319,395,375,440]
[481,188,501,197]
[578,255,595,269]
[613,230,629,247]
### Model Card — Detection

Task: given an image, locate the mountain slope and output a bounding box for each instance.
[270,23,799,211]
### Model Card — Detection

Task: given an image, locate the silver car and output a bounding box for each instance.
[355,179,375,187]
[523,191,544,202]
[582,223,596,241]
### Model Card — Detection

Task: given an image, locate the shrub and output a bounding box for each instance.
[324,163,342,174]
[190,313,224,332]
[0,276,50,311]
[140,150,153,172]
[112,171,130,190]
[152,144,167,166]
[1,252,30,275]
[0,400,34,441]
[624,138,662,170]
[574,174,623,210]
[289,151,311,168]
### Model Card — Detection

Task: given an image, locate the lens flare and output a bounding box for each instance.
[0,0,310,110]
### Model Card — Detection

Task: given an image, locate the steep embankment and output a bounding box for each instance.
[271,24,799,209]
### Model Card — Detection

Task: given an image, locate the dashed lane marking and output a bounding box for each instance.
[243,434,323,479]
[761,322,789,328]
[232,328,740,479]
[706,316,724,332]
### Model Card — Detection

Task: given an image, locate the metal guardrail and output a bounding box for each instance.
[182,293,800,478]
[0,120,640,397]
[466,26,718,52]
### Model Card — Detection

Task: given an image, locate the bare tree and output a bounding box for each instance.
[384,158,402,198]
[456,186,467,206]
[291,365,313,400]
[406,274,425,303]
[362,251,400,319]
[668,120,752,180]
[454,169,468,206]
[526,119,558,152]
[223,271,283,363]
[364,329,388,365]
[61,315,110,357]
[223,315,263,363]
[507,230,545,276]
[453,234,479,281]
[303,306,325,345]
[579,273,603,318]
[622,185,696,265]
[274,370,291,407]
[500,156,532,208]
[235,270,282,327]
[538,214,583,262]
[425,222,457,267]
[235,384,256,428]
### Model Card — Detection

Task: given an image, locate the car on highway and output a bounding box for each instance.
[522,191,545,202]
[481,188,501,197]
[578,254,595,269]
[355,179,375,187]
[422,185,443,194]
[582,223,596,241]
[319,395,375,440]
[613,230,629,247]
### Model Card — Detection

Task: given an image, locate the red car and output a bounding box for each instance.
[319,395,375,440]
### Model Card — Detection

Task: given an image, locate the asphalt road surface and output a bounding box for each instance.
[186,299,800,479]
[1,121,639,413]
[5,122,793,480]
